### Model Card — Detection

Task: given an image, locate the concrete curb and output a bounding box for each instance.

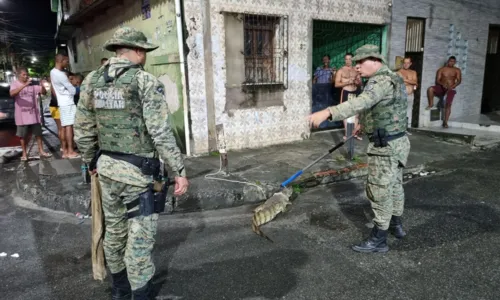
[12,158,428,215]
[408,128,475,145]
[294,162,425,189]
[15,163,90,215]
[12,136,479,215]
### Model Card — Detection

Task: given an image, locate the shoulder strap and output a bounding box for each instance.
[118,67,142,84]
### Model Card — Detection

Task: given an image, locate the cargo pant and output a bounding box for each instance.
[365,136,411,230]
[407,94,414,128]
[98,174,159,291]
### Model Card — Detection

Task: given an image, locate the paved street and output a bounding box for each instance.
[1,145,499,300]
[0,123,21,148]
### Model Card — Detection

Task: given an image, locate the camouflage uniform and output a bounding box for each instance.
[74,27,186,298]
[326,45,411,253]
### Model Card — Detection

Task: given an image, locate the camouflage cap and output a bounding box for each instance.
[103,26,158,52]
[352,44,387,64]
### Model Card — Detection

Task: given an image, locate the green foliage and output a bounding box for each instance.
[292,183,303,194]
[352,155,364,163]
[28,68,37,77]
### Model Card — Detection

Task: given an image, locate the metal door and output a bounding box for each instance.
[404,17,426,125]
[311,21,384,131]
[481,26,500,114]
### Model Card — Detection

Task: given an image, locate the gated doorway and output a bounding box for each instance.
[481,25,500,114]
[404,17,426,127]
[311,20,385,131]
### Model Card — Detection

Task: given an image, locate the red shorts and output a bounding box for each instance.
[432,85,456,105]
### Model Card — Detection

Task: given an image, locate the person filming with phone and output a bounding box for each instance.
[9,67,51,161]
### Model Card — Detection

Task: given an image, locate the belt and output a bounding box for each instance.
[368,132,406,143]
[100,150,155,170]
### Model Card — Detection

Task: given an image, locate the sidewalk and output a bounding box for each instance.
[11,123,489,215]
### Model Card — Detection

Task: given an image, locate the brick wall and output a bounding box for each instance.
[389,0,500,127]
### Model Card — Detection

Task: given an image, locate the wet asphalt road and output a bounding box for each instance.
[1,146,500,300]
[0,123,21,148]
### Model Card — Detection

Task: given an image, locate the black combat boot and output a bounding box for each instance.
[111,269,132,300]
[389,215,406,239]
[352,226,389,253]
[132,280,152,300]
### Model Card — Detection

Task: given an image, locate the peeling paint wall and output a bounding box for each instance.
[66,0,187,152]
[389,0,500,127]
[184,0,391,155]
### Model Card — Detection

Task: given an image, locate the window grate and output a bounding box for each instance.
[405,18,425,53]
[242,13,288,88]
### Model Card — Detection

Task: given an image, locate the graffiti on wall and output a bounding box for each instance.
[448,24,469,74]
[142,0,151,20]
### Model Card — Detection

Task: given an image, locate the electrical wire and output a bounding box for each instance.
[204,154,266,193]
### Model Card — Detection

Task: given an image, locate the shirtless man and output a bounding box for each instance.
[426,56,462,128]
[335,53,362,140]
[397,57,418,128]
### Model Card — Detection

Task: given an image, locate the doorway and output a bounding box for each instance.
[481,25,500,114]
[403,17,426,127]
[311,20,385,131]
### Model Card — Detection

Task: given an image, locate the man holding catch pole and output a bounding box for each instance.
[308,44,411,253]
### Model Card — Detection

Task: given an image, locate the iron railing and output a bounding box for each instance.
[242,13,288,88]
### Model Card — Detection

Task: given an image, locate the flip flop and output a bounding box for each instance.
[66,154,81,159]
[20,156,28,161]
[40,153,53,158]
[354,135,363,141]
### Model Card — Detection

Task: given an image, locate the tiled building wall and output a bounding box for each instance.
[184,0,391,155]
[389,0,500,127]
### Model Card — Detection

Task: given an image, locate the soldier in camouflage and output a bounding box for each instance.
[308,44,411,253]
[74,27,189,299]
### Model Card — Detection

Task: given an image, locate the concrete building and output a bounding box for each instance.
[52,0,500,156]
[389,0,500,129]
[184,0,393,154]
[51,0,190,154]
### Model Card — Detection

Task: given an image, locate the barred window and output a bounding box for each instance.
[242,13,288,87]
[405,18,425,53]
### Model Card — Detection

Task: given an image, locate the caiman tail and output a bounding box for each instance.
[252,214,274,243]
[251,188,292,242]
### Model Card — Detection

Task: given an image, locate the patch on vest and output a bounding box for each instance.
[93,88,125,110]
[156,86,164,95]
[364,80,377,92]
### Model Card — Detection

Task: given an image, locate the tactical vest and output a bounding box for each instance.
[362,67,408,135]
[90,65,156,155]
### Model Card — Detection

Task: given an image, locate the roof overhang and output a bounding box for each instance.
[54,20,77,42]
[64,0,122,26]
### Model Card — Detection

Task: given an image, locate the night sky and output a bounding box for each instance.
[0,0,57,58]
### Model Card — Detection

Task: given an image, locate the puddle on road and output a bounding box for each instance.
[309,211,349,231]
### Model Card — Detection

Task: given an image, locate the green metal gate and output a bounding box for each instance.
[312,21,385,71]
[311,21,386,131]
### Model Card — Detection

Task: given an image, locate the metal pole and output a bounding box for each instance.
[39,93,45,127]
[220,149,229,176]
[346,116,355,160]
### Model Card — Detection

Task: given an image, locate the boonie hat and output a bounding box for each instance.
[103,26,158,52]
[352,44,387,64]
